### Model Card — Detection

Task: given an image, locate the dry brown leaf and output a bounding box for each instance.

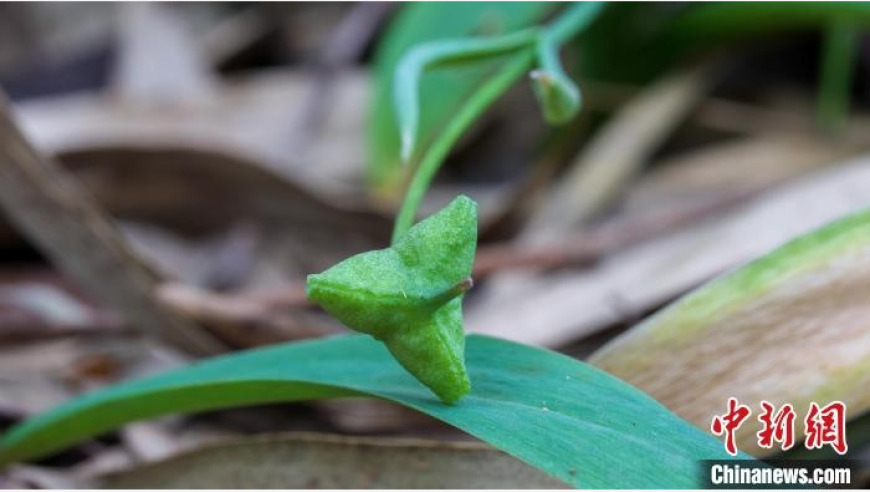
[468,155,870,347]
[0,97,225,354]
[100,432,567,489]
[0,336,189,419]
[54,146,391,277]
[625,134,870,214]
[2,464,85,489]
[15,69,371,204]
[521,63,717,244]
[314,399,461,435]
[113,2,217,106]
[0,268,124,342]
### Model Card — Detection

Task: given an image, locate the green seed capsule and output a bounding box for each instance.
[530,69,581,125]
[307,196,477,404]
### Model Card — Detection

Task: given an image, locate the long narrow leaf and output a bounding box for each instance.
[591,207,870,456]
[0,335,744,488]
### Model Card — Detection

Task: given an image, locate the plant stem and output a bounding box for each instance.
[547,1,605,45]
[396,28,540,161]
[428,277,475,307]
[392,51,534,243]
[818,19,859,134]
[390,2,606,243]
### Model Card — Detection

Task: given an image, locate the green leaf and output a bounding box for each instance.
[591,207,870,456]
[368,2,558,196]
[0,335,746,488]
[663,2,870,42]
[576,3,870,87]
[308,195,477,404]
[817,19,859,133]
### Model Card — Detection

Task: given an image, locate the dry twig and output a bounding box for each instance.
[473,184,770,277]
[0,94,225,355]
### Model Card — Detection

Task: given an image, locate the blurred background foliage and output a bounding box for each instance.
[0,2,868,487]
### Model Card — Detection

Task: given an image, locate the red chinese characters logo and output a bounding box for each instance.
[757,400,796,451]
[710,397,751,456]
[711,399,847,456]
[804,401,848,455]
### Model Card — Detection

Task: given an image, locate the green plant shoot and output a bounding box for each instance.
[310,3,605,403]
[308,196,477,404]
[530,37,581,125]
[394,2,603,164]
[390,2,604,243]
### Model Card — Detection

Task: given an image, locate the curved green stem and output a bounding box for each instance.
[530,35,581,125]
[535,36,568,80]
[392,51,535,243]
[547,1,605,44]
[395,29,540,162]
[391,2,606,243]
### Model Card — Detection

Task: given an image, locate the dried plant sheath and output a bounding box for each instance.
[100,433,566,488]
[308,196,477,404]
[591,208,870,455]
